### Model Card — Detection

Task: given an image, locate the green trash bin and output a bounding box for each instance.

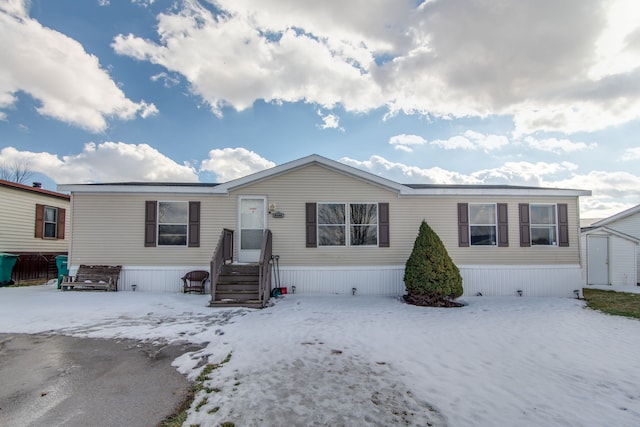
[0,253,19,287]
[56,255,69,288]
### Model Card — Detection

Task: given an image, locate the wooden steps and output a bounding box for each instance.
[210,264,263,308]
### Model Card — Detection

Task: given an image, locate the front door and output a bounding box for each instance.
[587,235,609,285]
[238,196,266,263]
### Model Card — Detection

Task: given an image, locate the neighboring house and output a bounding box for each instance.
[0,180,70,280]
[58,155,590,297]
[581,204,640,287]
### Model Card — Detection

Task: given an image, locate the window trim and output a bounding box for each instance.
[458,202,508,247]
[519,203,569,247]
[43,206,58,239]
[529,203,558,246]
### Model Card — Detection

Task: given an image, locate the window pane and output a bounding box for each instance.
[319,225,345,246]
[158,202,188,223]
[241,199,264,229]
[531,226,557,245]
[350,225,377,245]
[350,204,377,225]
[318,204,345,225]
[241,229,263,250]
[44,222,57,238]
[470,225,496,245]
[158,224,187,245]
[44,207,57,223]
[469,204,495,225]
[530,205,555,225]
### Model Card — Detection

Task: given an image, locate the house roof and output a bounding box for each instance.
[590,203,640,228]
[1,179,70,201]
[57,154,592,197]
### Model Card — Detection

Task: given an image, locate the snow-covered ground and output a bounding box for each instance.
[1,284,639,426]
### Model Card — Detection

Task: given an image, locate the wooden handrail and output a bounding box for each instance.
[258,229,273,306]
[210,228,234,301]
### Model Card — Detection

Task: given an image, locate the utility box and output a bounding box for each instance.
[0,253,19,287]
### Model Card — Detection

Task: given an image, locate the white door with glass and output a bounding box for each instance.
[238,197,266,263]
[587,235,609,285]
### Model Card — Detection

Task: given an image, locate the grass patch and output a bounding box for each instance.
[159,353,232,426]
[582,288,640,319]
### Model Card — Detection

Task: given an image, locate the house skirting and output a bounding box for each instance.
[69,264,583,297]
[277,265,584,298]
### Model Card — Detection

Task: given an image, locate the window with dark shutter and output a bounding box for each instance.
[306,202,317,248]
[458,203,469,247]
[145,201,157,247]
[519,203,531,247]
[379,202,390,247]
[497,203,508,247]
[188,201,201,247]
[557,203,569,247]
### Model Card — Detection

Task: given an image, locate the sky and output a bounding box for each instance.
[1,286,640,426]
[1,0,640,218]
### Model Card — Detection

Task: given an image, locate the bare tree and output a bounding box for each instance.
[0,161,33,184]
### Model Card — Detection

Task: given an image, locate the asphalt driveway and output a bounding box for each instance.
[0,333,200,427]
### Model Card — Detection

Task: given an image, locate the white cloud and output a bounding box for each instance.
[200,147,275,182]
[317,111,344,131]
[388,134,426,152]
[0,3,156,132]
[341,154,640,217]
[523,136,598,154]
[430,130,509,152]
[622,147,640,161]
[0,143,198,184]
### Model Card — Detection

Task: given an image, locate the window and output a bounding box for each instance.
[318,203,346,246]
[35,204,65,240]
[458,203,508,247]
[158,202,188,246]
[317,203,378,247]
[43,206,58,238]
[518,203,569,247]
[469,204,496,246]
[530,204,557,245]
[145,201,200,247]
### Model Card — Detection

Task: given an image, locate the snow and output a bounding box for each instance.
[1,283,639,426]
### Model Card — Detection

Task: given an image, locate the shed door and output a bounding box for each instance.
[587,235,609,285]
[238,197,266,263]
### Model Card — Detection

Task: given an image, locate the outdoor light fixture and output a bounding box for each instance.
[476,292,483,296]
[573,289,580,299]
[517,290,523,297]
[352,287,357,296]
[291,285,296,294]
[131,284,137,292]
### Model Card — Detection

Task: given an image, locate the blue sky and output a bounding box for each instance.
[1,0,640,218]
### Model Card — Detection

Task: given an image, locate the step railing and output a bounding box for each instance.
[210,228,234,301]
[258,229,273,306]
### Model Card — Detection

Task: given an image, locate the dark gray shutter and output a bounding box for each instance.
[57,208,66,240]
[458,203,469,247]
[497,203,508,247]
[306,203,317,248]
[519,203,530,247]
[145,201,157,247]
[378,203,390,247]
[188,201,200,247]
[35,204,44,238]
[557,203,569,247]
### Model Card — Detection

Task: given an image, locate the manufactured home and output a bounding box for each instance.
[58,155,590,303]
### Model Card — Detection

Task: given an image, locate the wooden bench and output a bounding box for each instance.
[62,265,122,292]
